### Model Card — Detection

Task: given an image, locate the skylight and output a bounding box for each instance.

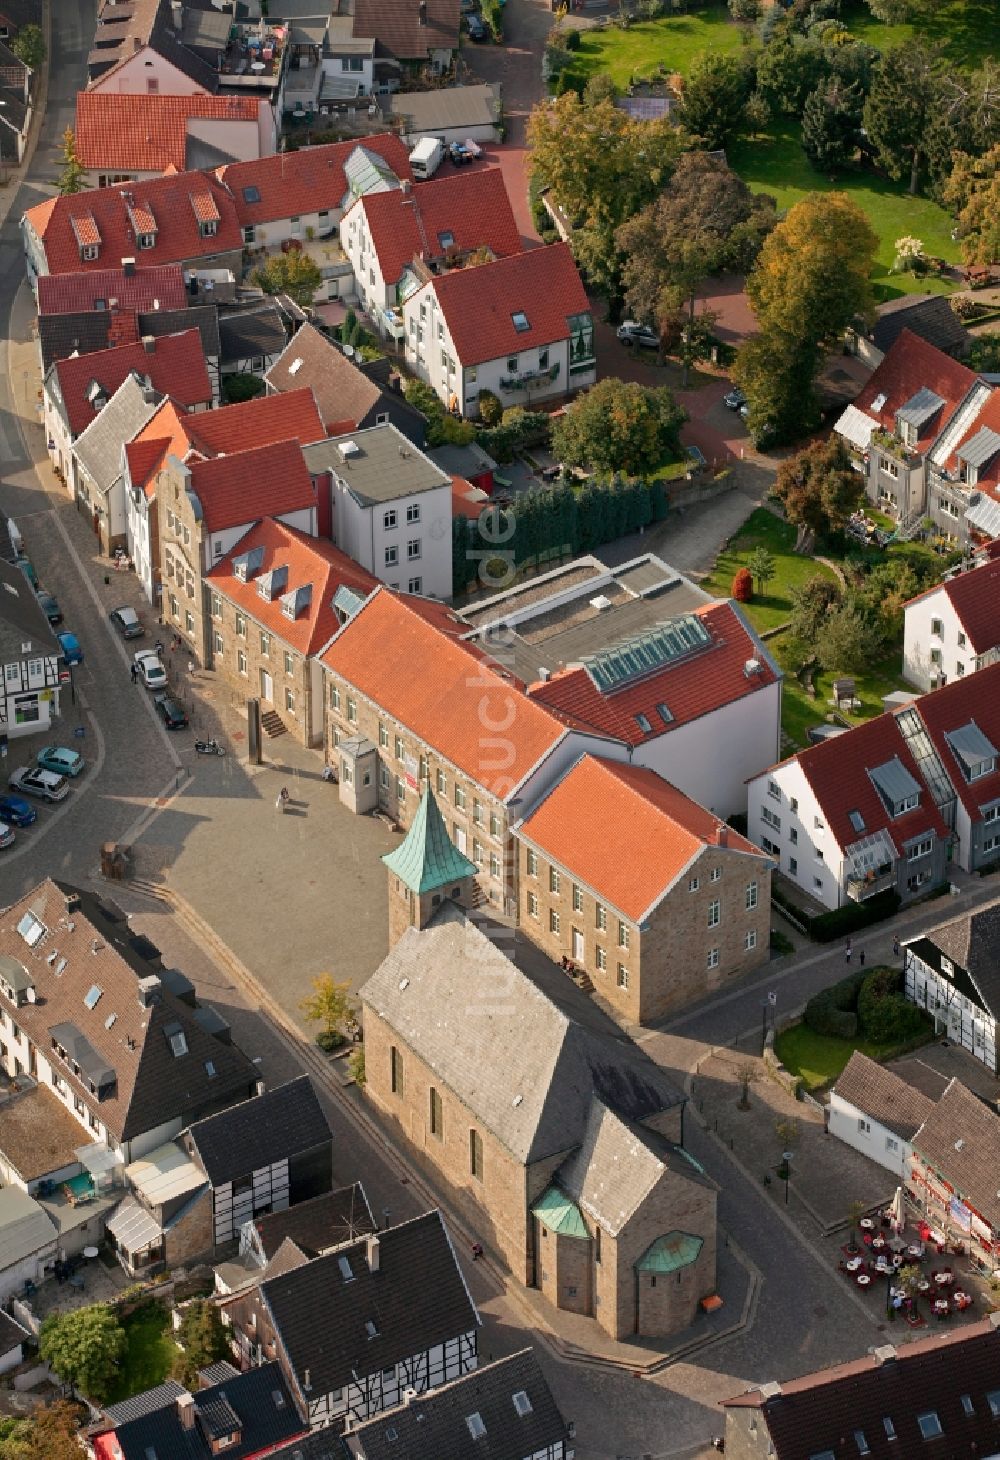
[848,810,865,834]
[338,1255,354,1283]
[917,1413,942,1439]
[635,713,652,733]
[656,702,673,724]
[438,230,455,250]
[84,984,103,1010]
[242,185,261,204]
[17,912,45,948]
[365,1320,378,1339]
[511,311,530,333]
[205,1060,216,1078]
[871,392,887,412]
[466,1413,487,1440]
[512,1390,533,1417]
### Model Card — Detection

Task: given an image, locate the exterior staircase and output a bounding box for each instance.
[260,709,287,738]
[891,509,924,543]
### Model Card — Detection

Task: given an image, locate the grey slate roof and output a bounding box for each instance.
[138,305,222,363]
[109,1362,303,1460]
[72,373,161,493]
[359,904,683,1164]
[252,1183,375,1260]
[556,1098,712,1236]
[104,1379,187,1426]
[258,1210,478,1401]
[265,322,381,428]
[919,896,1000,1019]
[832,1050,935,1141]
[38,310,113,373]
[185,1076,331,1186]
[218,304,288,366]
[0,556,60,665]
[912,1078,1000,1232]
[872,293,973,361]
[344,1350,570,1460]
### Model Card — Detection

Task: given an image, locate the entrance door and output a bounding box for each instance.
[260,668,273,702]
[572,928,584,962]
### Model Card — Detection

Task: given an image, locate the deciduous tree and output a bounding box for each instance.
[790,573,842,643]
[551,378,686,478]
[252,250,322,306]
[756,32,829,119]
[55,128,87,195]
[677,52,754,150]
[815,604,884,673]
[747,546,776,595]
[943,144,1000,265]
[39,1305,126,1404]
[732,566,753,601]
[300,974,354,1051]
[10,22,44,69]
[10,1401,82,1460]
[774,435,863,537]
[732,331,821,446]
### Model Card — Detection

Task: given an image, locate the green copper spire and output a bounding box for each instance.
[382,788,478,895]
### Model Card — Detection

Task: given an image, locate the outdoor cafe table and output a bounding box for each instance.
[936,1272,955,1286]
[933,1298,950,1316]
[918,1279,932,1292]
[860,1218,875,1230]
[907,1245,925,1259]
[846,1256,864,1272]
[856,1273,872,1288]
[954,1291,973,1310]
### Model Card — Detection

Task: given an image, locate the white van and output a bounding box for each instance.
[409,137,445,179]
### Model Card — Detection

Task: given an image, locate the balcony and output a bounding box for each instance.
[845,866,896,901]
[870,429,921,468]
[500,363,560,392]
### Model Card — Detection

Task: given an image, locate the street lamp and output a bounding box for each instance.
[782,1150,794,1206]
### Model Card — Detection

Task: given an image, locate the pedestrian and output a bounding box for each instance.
[859,949,866,967]
[893,935,900,958]
[845,943,852,964]
[154,639,164,657]
[471,1242,483,1262]
[188,659,196,678]
[130,662,138,684]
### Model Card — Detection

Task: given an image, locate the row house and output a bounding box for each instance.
[342,168,521,342]
[828,1050,935,1182]
[362,880,716,1342]
[402,243,597,417]
[834,328,1000,546]
[0,556,62,738]
[264,321,426,444]
[206,519,377,744]
[160,439,319,667]
[514,754,772,1026]
[303,424,453,601]
[903,552,1000,691]
[72,372,163,555]
[903,898,1000,1075]
[44,328,211,483]
[74,91,274,189]
[909,1078,1000,1277]
[344,1349,574,1460]
[222,1210,479,1433]
[915,666,1000,872]
[722,1317,1000,1460]
[351,0,461,73]
[0,38,32,168]
[125,385,324,610]
[21,170,244,283]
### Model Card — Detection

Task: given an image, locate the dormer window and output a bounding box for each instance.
[869,758,921,819]
[512,311,530,332]
[945,722,998,784]
[81,244,99,262]
[200,219,217,238]
[137,233,155,250]
[438,230,455,250]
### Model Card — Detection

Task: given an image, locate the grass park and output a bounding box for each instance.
[105,1302,176,1404]
[773,1021,920,1090]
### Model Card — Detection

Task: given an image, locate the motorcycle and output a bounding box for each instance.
[194,738,225,756]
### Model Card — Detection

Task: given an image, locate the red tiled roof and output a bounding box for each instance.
[185,387,324,456]
[912,662,1000,822]
[37,264,187,317]
[352,0,460,59]
[51,329,211,436]
[426,242,589,366]
[356,169,522,286]
[217,135,413,228]
[75,91,261,175]
[794,712,949,856]
[24,171,243,276]
[854,329,977,450]
[943,383,1000,491]
[907,557,1000,654]
[188,440,316,534]
[451,473,488,518]
[320,588,572,798]
[125,434,172,498]
[519,755,764,922]
[527,601,778,745]
[189,189,221,226]
[207,518,377,657]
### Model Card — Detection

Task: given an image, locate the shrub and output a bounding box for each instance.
[477,389,503,426]
[803,968,866,1038]
[857,966,926,1044]
[732,566,753,601]
[317,1028,345,1053]
[563,25,581,49]
[810,888,901,942]
[221,373,265,405]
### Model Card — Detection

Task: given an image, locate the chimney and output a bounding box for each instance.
[142,335,155,354]
[121,256,136,276]
[137,973,161,1008]
[366,1233,380,1272]
[302,1369,312,1393]
[388,370,402,394]
[538,667,550,683]
[418,0,427,22]
[177,1394,196,1430]
[872,1344,897,1366]
[133,34,141,51]
[171,0,183,28]
[716,824,727,847]
[400,179,411,196]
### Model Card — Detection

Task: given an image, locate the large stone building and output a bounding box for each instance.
[514,754,772,1025]
[361,808,718,1342]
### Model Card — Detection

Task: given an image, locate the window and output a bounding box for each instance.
[466,1413,486,1441]
[260,632,270,657]
[790,827,798,844]
[436,768,447,794]
[987,1391,1000,1419]
[916,1413,942,1440]
[539,348,549,370]
[745,929,757,951]
[618,921,630,950]
[596,946,607,971]
[707,948,720,969]
[768,779,781,801]
[908,838,932,860]
[572,884,583,912]
[617,963,629,989]
[406,503,421,524]
[407,539,421,561]
[489,852,500,878]
[549,867,560,894]
[930,617,944,638]
[512,1390,533,1418]
[761,806,780,831]
[490,811,501,837]
[283,651,294,676]
[429,1087,443,1139]
[789,857,797,873]
[285,688,295,714]
[854,1434,870,1457]
[710,866,722,883]
[473,839,484,866]
[347,697,357,723]
[385,545,398,567]
[330,685,341,711]
[549,909,560,934]
[596,902,607,930]
[237,650,247,676]
[137,232,155,250]
[235,611,246,638]
[527,891,539,918]
[81,244,99,262]
[708,899,720,928]
[185,610,194,635]
[419,755,428,783]
[511,311,530,332]
[210,592,222,619]
[473,799,483,827]
[395,776,405,802]
[883,1417,896,1440]
[408,576,422,594]
[470,1129,484,1181]
[746,880,758,910]
[384,509,397,530]
[507,356,518,373]
[379,723,388,749]
[455,784,467,810]
[395,735,404,761]
[689,877,700,892]
[857,1117,871,1133]
[961,1395,974,1418]
[213,630,223,655]
[885,1135,898,1153]
[390,1045,403,1096]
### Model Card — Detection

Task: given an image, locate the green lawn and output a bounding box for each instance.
[727,127,960,300]
[700,509,837,634]
[771,634,911,751]
[564,3,744,88]
[106,1304,177,1404]
[841,0,998,71]
[774,1021,930,1092]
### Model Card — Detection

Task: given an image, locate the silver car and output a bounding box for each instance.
[9,766,69,802]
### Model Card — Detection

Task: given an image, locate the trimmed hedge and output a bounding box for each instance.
[772,883,901,942]
[804,968,866,1039]
[857,966,927,1044]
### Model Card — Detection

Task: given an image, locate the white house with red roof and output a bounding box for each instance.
[913,662,1000,873]
[401,243,596,416]
[342,169,522,341]
[903,555,1000,690]
[834,329,1000,545]
[74,92,274,189]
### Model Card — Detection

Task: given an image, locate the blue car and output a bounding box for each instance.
[36,745,85,778]
[57,632,83,666]
[0,793,36,828]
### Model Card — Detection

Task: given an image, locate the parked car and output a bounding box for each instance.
[0,794,35,828]
[0,825,13,851]
[56,632,84,666]
[14,555,38,589]
[109,605,144,640]
[9,766,69,802]
[154,693,188,730]
[36,745,85,778]
[723,387,746,410]
[616,321,659,349]
[134,649,167,690]
[36,591,62,626]
[449,141,473,165]
[465,13,486,38]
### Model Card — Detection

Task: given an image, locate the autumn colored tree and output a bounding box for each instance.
[790,574,842,643]
[774,435,863,541]
[10,22,44,68]
[944,144,1000,265]
[551,379,686,478]
[55,128,87,195]
[252,250,322,307]
[300,973,355,1051]
[12,1400,83,1460]
[731,566,753,602]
